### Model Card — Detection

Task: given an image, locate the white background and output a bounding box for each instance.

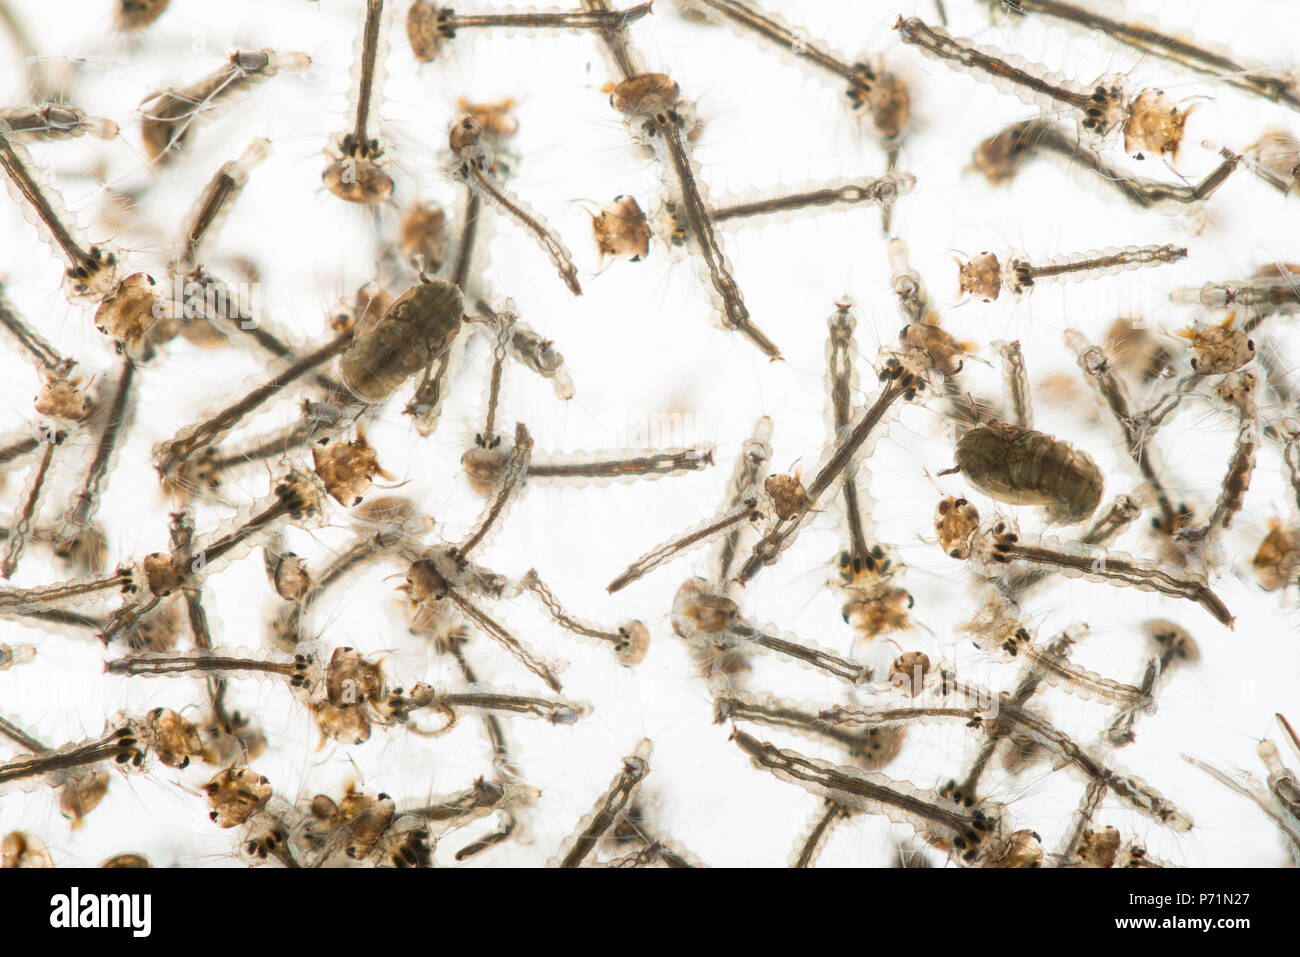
[0,0,1297,867]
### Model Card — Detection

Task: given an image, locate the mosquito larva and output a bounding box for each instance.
[502,314,574,400]
[1065,328,1181,532]
[1233,129,1300,196]
[0,722,146,795]
[457,423,532,559]
[1103,619,1199,749]
[2,425,65,579]
[658,175,916,246]
[715,689,905,768]
[0,643,34,670]
[672,578,871,684]
[995,340,1033,430]
[448,114,581,296]
[1000,493,1142,600]
[713,417,772,596]
[154,331,353,478]
[1171,271,1300,310]
[971,119,1239,210]
[610,73,778,358]
[323,0,393,203]
[1176,371,1259,544]
[607,497,760,594]
[0,104,117,142]
[142,49,309,165]
[958,244,1187,303]
[938,497,1235,626]
[941,670,1194,831]
[407,1,652,62]
[405,556,564,693]
[177,137,271,276]
[382,682,589,730]
[0,123,122,302]
[895,17,1193,161]
[686,0,910,141]
[465,443,712,496]
[946,418,1104,525]
[55,355,135,546]
[520,569,649,667]
[555,739,652,868]
[1000,0,1300,113]
[740,318,965,584]
[0,715,111,826]
[732,728,1007,866]
[581,0,647,82]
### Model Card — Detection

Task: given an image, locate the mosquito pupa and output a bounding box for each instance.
[1001,0,1300,113]
[609,73,778,358]
[520,569,648,667]
[1065,329,1182,533]
[406,1,652,62]
[732,728,1007,866]
[895,17,1192,160]
[971,119,1239,211]
[941,498,1235,626]
[958,244,1187,303]
[672,578,871,684]
[592,194,651,263]
[555,739,652,868]
[448,114,581,296]
[607,496,760,594]
[340,276,464,405]
[947,418,1104,525]
[0,104,117,142]
[0,124,122,302]
[142,49,309,166]
[1176,371,1259,544]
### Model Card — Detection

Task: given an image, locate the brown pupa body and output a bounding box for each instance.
[339,279,463,403]
[955,421,1103,524]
